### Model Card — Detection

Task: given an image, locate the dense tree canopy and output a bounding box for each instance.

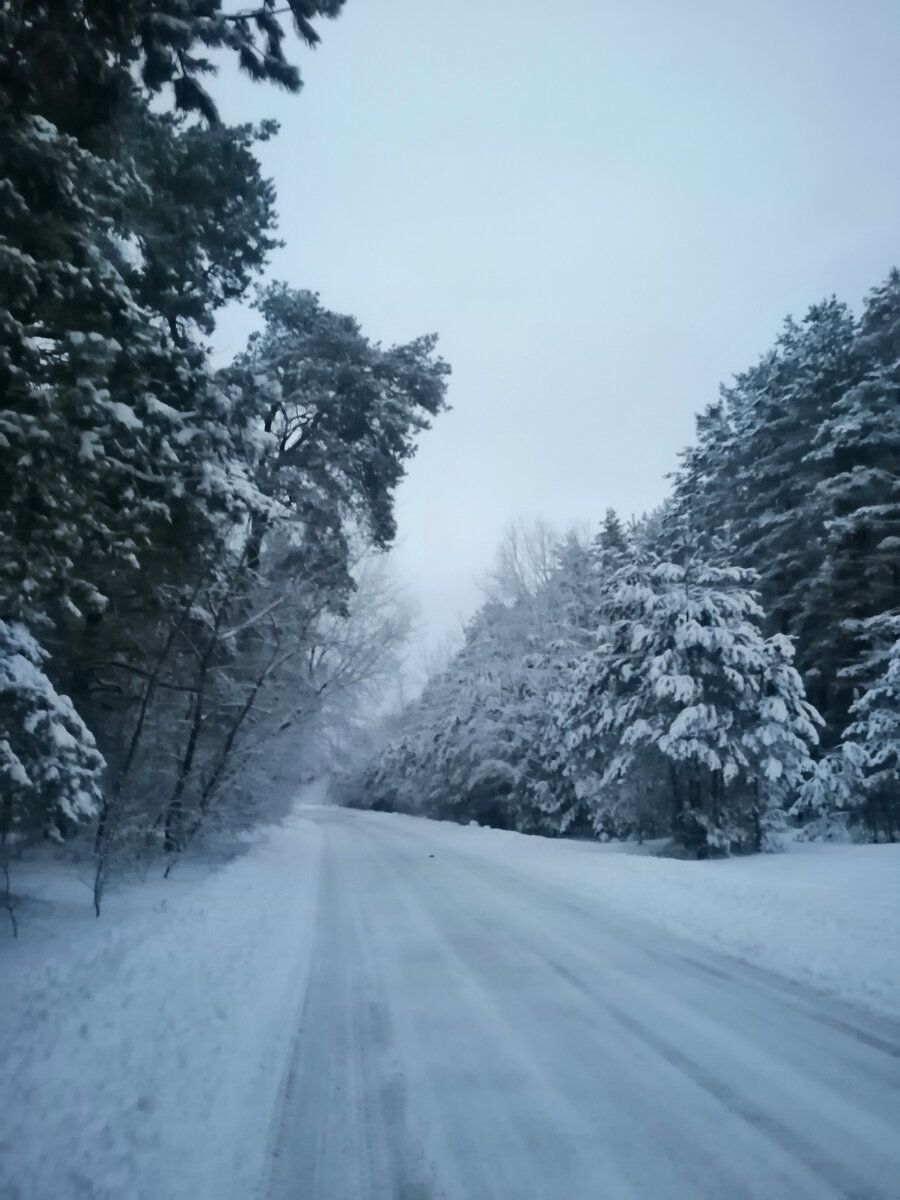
[0,0,452,903]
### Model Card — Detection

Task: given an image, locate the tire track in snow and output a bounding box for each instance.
[264,822,436,1199]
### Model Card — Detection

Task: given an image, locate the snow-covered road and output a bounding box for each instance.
[266,808,900,1200]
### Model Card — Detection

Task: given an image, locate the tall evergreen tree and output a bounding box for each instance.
[224,285,450,590]
[557,551,820,853]
[806,272,900,702]
[0,0,357,846]
[841,638,900,842]
[674,300,861,736]
[0,620,103,839]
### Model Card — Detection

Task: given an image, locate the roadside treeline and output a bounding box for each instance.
[0,1,449,909]
[349,283,900,853]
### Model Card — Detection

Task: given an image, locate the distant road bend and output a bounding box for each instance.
[265,808,900,1200]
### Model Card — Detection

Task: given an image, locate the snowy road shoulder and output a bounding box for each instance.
[0,815,323,1200]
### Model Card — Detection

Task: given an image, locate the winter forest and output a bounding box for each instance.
[0,0,450,917]
[352,288,900,851]
[2,0,900,942]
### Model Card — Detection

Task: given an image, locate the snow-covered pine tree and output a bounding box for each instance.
[842,638,900,841]
[558,549,821,854]
[1,1,345,132]
[224,285,450,588]
[458,531,598,835]
[125,113,282,342]
[0,25,289,698]
[419,602,526,829]
[87,282,452,856]
[0,0,353,847]
[0,621,104,840]
[805,271,900,711]
[63,111,289,756]
[594,507,630,571]
[789,748,864,841]
[550,532,599,647]
[0,4,320,634]
[673,300,861,738]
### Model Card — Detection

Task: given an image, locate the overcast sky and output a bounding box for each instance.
[214,0,900,670]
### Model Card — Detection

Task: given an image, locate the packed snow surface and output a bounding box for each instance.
[2,803,900,1199]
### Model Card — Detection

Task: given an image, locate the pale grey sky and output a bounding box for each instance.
[214,0,900,664]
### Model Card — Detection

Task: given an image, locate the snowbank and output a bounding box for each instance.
[0,815,322,1200]
[357,811,900,1019]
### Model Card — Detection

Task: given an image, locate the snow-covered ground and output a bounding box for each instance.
[2,801,899,1198]
[1,817,322,1200]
